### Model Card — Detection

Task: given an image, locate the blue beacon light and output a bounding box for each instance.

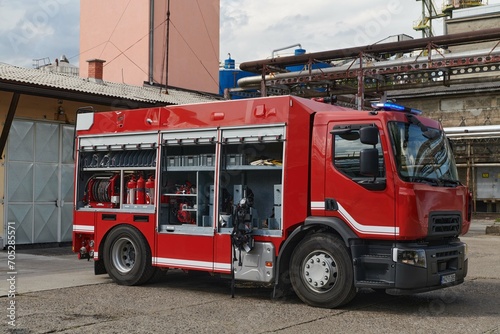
[371,102,422,115]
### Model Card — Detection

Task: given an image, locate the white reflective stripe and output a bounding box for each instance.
[310,200,398,235]
[337,203,399,235]
[214,263,232,271]
[153,257,231,272]
[93,252,99,259]
[73,225,95,232]
[311,201,324,209]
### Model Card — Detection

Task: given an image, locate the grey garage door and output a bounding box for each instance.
[5,120,74,244]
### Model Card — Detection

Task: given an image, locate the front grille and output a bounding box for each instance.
[428,212,461,238]
[436,250,458,258]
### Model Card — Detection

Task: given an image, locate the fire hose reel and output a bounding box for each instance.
[84,174,120,208]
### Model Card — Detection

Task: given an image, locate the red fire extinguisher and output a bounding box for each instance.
[145,176,155,205]
[136,175,146,204]
[127,176,137,204]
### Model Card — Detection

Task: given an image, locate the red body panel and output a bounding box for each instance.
[396,184,470,239]
[74,96,327,270]
[155,233,215,270]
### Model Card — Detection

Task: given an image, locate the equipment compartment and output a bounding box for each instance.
[159,131,216,233]
[76,148,157,211]
[218,126,285,235]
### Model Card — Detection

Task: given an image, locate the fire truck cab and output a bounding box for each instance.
[73,96,469,308]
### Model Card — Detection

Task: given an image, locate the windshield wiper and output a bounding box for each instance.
[439,179,461,187]
[408,176,441,186]
[408,177,461,187]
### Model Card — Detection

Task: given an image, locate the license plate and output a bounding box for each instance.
[441,273,456,285]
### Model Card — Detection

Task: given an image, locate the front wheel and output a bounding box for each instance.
[103,225,156,286]
[290,233,356,308]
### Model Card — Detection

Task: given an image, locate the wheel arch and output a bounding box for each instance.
[273,216,358,298]
[304,216,358,247]
[95,227,113,275]
[96,224,151,275]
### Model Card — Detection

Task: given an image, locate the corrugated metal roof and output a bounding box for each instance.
[0,62,219,105]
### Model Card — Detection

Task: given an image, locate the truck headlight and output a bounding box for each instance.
[392,248,427,268]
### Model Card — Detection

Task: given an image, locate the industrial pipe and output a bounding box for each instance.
[239,28,500,72]
[237,48,500,88]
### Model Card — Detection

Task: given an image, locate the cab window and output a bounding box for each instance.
[333,127,385,179]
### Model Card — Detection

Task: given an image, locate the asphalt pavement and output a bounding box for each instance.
[0,246,111,297]
[0,218,495,296]
[0,218,498,333]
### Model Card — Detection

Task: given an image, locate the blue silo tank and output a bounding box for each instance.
[286,48,307,72]
[219,55,254,98]
[286,48,330,72]
[224,55,235,69]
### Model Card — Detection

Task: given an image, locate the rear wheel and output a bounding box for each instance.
[290,233,356,308]
[103,226,156,285]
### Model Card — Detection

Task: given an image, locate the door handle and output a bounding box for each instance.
[325,198,338,211]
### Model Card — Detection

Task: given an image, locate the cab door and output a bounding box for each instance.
[324,121,396,239]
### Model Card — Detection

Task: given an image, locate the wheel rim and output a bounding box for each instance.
[301,251,338,293]
[111,237,136,274]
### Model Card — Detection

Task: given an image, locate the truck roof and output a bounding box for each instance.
[77,95,441,136]
[77,95,362,135]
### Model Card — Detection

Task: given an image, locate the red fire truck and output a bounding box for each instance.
[73,96,470,308]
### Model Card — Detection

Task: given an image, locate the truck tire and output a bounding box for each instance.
[103,225,156,286]
[290,233,356,308]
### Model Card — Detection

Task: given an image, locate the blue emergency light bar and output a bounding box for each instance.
[371,102,422,115]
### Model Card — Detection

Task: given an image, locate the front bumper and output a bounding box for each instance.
[353,240,467,294]
[387,242,468,295]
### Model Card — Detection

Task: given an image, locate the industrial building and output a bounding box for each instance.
[79,0,219,94]
[227,2,500,213]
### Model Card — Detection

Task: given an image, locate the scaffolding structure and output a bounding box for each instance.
[413,0,449,38]
[446,126,500,212]
[412,1,485,38]
[442,0,485,14]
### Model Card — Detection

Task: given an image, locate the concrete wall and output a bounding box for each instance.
[79,0,220,94]
[152,0,220,94]
[395,92,500,128]
[446,10,500,53]
[79,1,149,87]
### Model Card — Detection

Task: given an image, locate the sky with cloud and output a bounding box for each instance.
[0,0,79,67]
[0,0,499,69]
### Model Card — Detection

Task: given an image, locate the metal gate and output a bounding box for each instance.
[4,120,74,244]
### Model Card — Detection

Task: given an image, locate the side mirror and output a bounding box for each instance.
[360,126,379,146]
[360,148,379,177]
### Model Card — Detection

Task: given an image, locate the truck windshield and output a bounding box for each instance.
[388,121,460,186]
